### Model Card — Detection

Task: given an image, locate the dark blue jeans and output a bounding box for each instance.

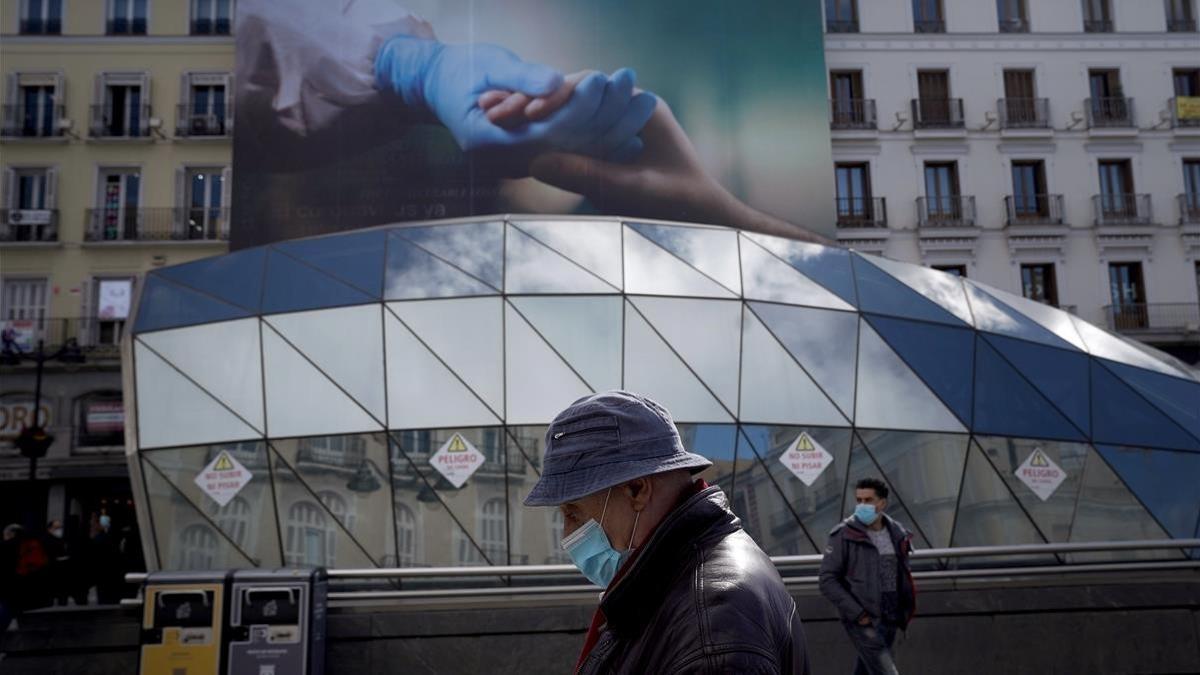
[846,618,899,675]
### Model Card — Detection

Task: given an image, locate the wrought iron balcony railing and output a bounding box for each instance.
[1169,98,1200,128]
[1083,19,1114,32]
[912,98,965,129]
[826,20,859,33]
[918,195,976,227]
[88,104,152,138]
[190,18,232,35]
[830,98,877,130]
[1180,194,1200,224]
[0,316,125,360]
[1093,194,1153,225]
[998,98,1050,129]
[914,19,946,33]
[1087,97,1135,128]
[176,104,231,137]
[19,18,61,34]
[84,207,230,242]
[835,197,887,228]
[998,17,1030,33]
[1005,194,1065,226]
[106,18,147,35]
[1104,303,1200,333]
[0,104,66,138]
[0,209,59,242]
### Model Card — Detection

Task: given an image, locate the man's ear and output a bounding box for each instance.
[624,477,653,512]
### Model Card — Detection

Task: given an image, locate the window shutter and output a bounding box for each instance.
[174,166,187,237]
[45,167,58,208]
[220,166,232,238]
[179,71,190,133]
[79,278,94,347]
[140,72,152,136]
[222,72,233,132]
[93,73,105,136]
[2,167,15,210]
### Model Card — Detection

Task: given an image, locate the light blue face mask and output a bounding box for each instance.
[854,503,878,526]
[561,488,640,588]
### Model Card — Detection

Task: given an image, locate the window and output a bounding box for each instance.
[835,163,875,225]
[6,73,62,138]
[285,501,333,567]
[830,71,870,128]
[1001,69,1045,128]
[191,0,232,35]
[1166,0,1197,31]
[1021,264,1059,306]
[1088,69,1131,126]
[1011,161,1048,219]
[214,496,250,548]
[88,277,134,346]
[1108,262,1147,329]
[3,167,57,242]
[996,0,1028,32]
[825,0,858,32]
[395,504,417,566]
[75,392,125,448]
[478,498,506,564]
[1,278,48,323]
[546,510,570,564]
[1082,0,1113,32]
[93,74,149,138]
[1098,159,1135,217]
[181,74,230,136]
[20,0,62,35]
[1184,159,1200,221]
[181,168,228,240]
[1175,69,1200,97]
[93,169,141,240]
[107,0,148,35]
[932,264,967,277]
[914,70,961,128]
[177,524,217,569]
[912,0,945,32]
[924,162,961,218]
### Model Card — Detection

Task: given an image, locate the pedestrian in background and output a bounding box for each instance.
[819,478,917,675]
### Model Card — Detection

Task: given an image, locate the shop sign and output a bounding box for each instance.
[85,401,125,434]
[0,400,51,439]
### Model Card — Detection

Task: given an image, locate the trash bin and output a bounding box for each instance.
[226,568,328,675]
[138,570,231,675]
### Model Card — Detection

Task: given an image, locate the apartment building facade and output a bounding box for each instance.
[824,0,1200,365]
[0,0,233,538]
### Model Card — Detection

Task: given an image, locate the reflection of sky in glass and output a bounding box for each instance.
[963,282,1074,351]
[628,223,741,294]
[855,320,966,433]
[859,253,974,326]
[969,280,1087,352]
[623,228,733,298]
[632,297,741,413]
[505,226,614,293]
[384,232,495,300]
[389,222,503,294]
[741,238,853,310]
[1097,446,1200,540]
[743,232,857,306]
[510,220,622,290]
[750,302,858,420]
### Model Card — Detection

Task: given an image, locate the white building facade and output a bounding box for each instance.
[824,0,1200,363]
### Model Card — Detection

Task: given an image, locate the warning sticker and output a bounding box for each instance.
[1015,448,1066,501]
[429,433,486,489]
[778,432,834,487]
[194,450,252,507]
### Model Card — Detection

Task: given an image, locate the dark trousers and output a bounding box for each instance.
[845,618,899,675]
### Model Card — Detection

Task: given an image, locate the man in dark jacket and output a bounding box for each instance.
[819,477,916,675]
[525,390,810,674]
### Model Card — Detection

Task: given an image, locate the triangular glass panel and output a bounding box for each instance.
[740,232,858,307]
[851,254,964,327]
[383,311,499,429]
[510,220,622,290]
[143,444,281,567]
[627,222,741,295]
[1069,446,1180,561]
[951,442,1051,565]
[974,436,1087,543]
[508,296,621,393]
[739,309,847,427]
[984,334,1090,436]
[504,224,615,293]
[140,318,264,433]
[1090,361,1198,452]
[157,247,266,312]
[265,305,386,422]
[729,428,819,556]
[135,341,261,449]
[748,302,858,421]
[965,281,1086,352]
[858,429,969,548]
[268,449,378,568]
[974,337,1085,441]
[841,437,932,552]
[623,227,734,298]
[856,253,973,325]
[1118,338,1200,383]
[275,228,386,298]
[261,249,375,315]
[855,320,966,433]
[631,297,741,413]
[1103,360,1200,443]
[505,303,592,425]
[271,433,397,567]
[391,221,503,292]
[963,282,1076,351]
[678,424,739,494]
[141,458,255,570]
[1096,445,1200,541]
[384,230,496,300]
[867,314,974,428]
[388,298,504,416]
[261,325,381,437]
[739,238,853,310]
[135,274,252,333]
[1070,315,1189,379]
[624,301,731,423]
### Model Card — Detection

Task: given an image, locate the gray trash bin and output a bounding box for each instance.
[226,568,327,675]
[138,570,231,675]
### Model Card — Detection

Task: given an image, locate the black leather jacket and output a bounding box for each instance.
[577,486,810,675]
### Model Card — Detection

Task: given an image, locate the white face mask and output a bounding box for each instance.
[50,528,63,539]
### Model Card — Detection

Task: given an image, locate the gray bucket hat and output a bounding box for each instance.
[523,390,712,507]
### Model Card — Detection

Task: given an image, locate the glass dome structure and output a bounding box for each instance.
[124,216,1200,571]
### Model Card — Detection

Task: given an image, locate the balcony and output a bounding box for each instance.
[1169,98,1200,129]
[1087,97,1135,128]
[89,105,152,139]
[190,18,232,35]
[19,18,61,35]
[84,208,230,242]
[1,105,66,139]
[998,98,1050,129]
[998,17,1030,33]
[105,18,147,35]
[176,104,231,137]
[0,317,125,362]
[1180,194,1200,224]
[835,197,887,229]
[0,209,58,243]
[914,19,946,33]
[1093,194,1152,226]
[830,99,876,130]
[918,196,975,227]
[1005,195,1064,226]
[826,20,859,33]
[1103,303,1200,337]
[911,98,965,129]
[1083,19,1114,32]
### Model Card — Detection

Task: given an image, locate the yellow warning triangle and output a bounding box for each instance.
[448,435,467,452]
[213,452,234,471]
[1030,450,1049,467]
[796,433,814,451]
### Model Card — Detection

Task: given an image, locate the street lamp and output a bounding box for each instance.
[2,336,86,481]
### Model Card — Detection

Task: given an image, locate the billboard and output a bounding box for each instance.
[232,0,834,248]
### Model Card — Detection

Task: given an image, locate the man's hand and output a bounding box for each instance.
[857,613,873,626]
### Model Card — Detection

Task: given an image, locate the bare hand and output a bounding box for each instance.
[857,613,873,626]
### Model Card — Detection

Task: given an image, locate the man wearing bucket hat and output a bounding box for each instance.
[525,390,810,674]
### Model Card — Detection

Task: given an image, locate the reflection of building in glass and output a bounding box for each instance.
[126,217,1200,571]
